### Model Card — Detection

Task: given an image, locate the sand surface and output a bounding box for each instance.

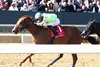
[0,54,100,67]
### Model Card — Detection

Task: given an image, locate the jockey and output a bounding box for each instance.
[34,12,60,36]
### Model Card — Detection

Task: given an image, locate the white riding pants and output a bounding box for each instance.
[47,18,60,27]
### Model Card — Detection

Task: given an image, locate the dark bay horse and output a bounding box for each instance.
[81,19,100,44]
[12,15,82,67]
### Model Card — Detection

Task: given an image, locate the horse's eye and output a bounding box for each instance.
[19,25,22,28]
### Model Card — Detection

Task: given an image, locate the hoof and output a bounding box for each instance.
[47,64,52,67]
[19,62,22,66]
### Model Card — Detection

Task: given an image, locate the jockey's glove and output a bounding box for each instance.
[35,21,47,27]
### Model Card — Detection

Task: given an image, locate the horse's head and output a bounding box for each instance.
[81,19,97,38]
[12,15,33,34]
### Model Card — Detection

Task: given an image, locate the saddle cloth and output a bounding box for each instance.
[50,25,64,38]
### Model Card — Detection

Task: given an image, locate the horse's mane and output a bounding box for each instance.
[22,15,33,20]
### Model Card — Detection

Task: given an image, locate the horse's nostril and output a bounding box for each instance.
[81,33,85,38]
[12,29,17,34]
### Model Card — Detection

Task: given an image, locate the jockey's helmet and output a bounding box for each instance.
[35,12,42,19]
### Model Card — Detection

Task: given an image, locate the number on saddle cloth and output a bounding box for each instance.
[50,25,64,38]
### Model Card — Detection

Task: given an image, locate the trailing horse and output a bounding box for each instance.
[81,19,100,44]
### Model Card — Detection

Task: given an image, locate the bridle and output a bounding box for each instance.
[15,16,34,33]
[81,20,96,38]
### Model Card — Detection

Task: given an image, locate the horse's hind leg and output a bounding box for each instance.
[72,54,78,67]
[47,54,63,67]
[19,54,34,66]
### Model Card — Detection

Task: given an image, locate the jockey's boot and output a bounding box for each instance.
[48,26,58,36]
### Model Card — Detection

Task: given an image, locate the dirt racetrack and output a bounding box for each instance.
[0,54,100,67]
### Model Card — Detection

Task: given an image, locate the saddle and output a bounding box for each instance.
[50,25,64,38]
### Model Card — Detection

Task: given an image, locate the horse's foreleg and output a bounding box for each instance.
[47,54,63,67]
[19,54,34,66]
[29,54,34,65]
[72,54,78,67]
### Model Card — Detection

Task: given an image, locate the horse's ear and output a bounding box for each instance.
[31,17,36,23]
[89,19,94,21]
[93,19,96,22]
[89,19,96,23]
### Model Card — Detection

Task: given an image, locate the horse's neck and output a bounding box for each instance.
[28,24,42,37]
[96,32,100,38]
[28,25,49,40]
[94,22,100,38]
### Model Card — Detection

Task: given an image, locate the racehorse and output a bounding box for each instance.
[12,15,82,67]
[81,19,100,44]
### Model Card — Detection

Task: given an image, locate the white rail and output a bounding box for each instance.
[0,24,15,26]
[0,44,99,53]
[0,24,86,27]
[62,24,86,27]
